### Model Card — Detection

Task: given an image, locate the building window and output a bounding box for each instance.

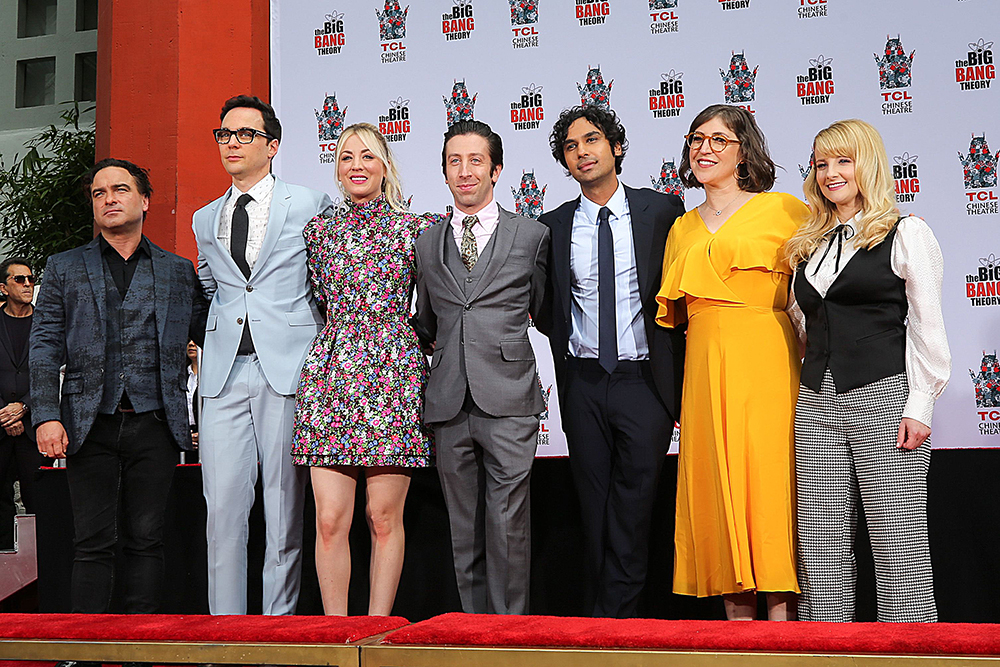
[75,52,97,101]
[16,57,56,108]
[76,0,98,31]
[17,0,58,38]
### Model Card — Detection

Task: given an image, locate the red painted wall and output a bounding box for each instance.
[96,0,270,261]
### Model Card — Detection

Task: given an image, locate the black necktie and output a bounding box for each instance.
[598,206,617,374]
[231,193,253,278]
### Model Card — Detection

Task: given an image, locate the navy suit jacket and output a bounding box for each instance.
[29,235,208,455]
[536,185,685,421]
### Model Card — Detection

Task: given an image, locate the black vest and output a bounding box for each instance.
[795,226,907,393]
[99,257,164,413]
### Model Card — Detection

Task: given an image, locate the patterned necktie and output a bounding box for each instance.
[231,193,253,278]
[597,206,618,374]
[460,215,479,271]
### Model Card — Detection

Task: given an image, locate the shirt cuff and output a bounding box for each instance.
[902,390,936,428]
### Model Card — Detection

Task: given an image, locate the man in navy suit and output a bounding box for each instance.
[193,95,332,615]
[536,105,684,618]
[31,158,207,614]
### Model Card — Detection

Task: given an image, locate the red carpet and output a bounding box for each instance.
[382,613,1000,656]
[0,613,408,644]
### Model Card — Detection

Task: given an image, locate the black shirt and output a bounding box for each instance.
[99,235,151,298]
[0,308,31,363]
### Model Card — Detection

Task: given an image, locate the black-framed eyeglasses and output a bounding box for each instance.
[684,132,741,152]
[213,127,275,144]
[8,274,35,285]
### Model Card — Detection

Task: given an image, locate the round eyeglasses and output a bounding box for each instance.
[684,132,740,152]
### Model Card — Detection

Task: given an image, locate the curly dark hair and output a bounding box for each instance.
[678,104,776,192]
[548,105,628,175]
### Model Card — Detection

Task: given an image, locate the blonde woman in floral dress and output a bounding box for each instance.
[291,123,433,615]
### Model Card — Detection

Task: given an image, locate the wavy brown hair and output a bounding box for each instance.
[678,104,776,192]
[783,119,899,269]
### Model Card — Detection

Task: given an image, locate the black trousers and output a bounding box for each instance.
[562,357,673,618]
[0,431,42,550]
[65,410,178,613]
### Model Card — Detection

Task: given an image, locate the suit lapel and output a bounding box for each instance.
[0,312,15,368]
[468,207,517,303]
[149,239,171,346]
[252,178,290,279]
[552,199,578,325]
[434,212,466,301]
[83,237,107,326]
[625,186,655,303]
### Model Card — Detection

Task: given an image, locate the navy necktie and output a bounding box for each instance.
[231,193,253,279]
[598,206,617,374]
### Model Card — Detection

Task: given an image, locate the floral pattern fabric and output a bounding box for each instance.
[291,196,435,467]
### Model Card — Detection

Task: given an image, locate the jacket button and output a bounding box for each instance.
[237,317,244,325]
[246,285,253,292]
[119,373,125,379]
[466,277,473,283]
[464,304,471,311]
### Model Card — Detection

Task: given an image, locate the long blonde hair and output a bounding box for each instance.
[783,119,899,269]
[334,122,407,212]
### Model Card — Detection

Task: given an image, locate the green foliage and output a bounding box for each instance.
[0,102,96,274]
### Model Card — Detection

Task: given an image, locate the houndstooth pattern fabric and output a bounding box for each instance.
[795,368,936,623]
[460,215,479,271]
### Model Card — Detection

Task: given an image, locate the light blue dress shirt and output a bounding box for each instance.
[568,182,649,361]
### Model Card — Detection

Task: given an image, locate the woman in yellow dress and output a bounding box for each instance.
[655,104,808,620]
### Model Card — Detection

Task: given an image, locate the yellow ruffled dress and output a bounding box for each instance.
[656,192,808,597]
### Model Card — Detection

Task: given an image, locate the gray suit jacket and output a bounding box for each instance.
[414,206,550,424]
[29,236,208,455]
[192,177,333,397]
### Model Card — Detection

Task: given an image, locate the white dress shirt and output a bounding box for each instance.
[569,182,648,360]
[789,214,951,427]
[218,173,275,270]
[450,199,500,256]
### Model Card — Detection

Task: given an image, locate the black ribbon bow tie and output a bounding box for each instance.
[812,223,856,276]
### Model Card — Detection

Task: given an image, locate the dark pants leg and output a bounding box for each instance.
[0,437,14,549]
[563,358,672,618]
[66,411,178,613]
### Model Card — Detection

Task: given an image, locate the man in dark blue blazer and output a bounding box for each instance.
[536,105,685,618]
[31,158,207,615]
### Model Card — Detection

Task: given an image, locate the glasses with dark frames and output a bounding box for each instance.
[213,127,275,144]
[7,274,35,285]
[684,132,741,152]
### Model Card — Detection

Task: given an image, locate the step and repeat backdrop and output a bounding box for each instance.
[271,0,999,454]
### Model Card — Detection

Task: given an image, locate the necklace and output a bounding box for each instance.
[703,192,743,217]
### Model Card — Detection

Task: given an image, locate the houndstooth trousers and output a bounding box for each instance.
[795,369,936,623]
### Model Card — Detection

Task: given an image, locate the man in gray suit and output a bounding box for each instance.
[31,158,207,615]
[414,120,549,615]
[193,95,332,615]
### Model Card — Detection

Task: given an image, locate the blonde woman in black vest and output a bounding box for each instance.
[784,119,950,622]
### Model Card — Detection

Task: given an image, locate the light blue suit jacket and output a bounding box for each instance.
[192,177,333,397]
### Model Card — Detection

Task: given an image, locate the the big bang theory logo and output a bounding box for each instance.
[315,92,347,163]
[378,97,410,143]
[876,34,915,115]
[893,152,919,204]
[649,0,678,35]
[966,253,1000,307]
[314,11,344,56]
[720,0,749,11]
[956,38,995,91]
[575,0,611,26]
[970,350,1000,435]
[959,133,999,216]
[649,69,684,119]
[442,1,474,41]
[510,84,544,131]
[721,51,758,113]
[798,0,827,19]
[796,55,834,106]
[510,0,540,50]
[376,0,408,63]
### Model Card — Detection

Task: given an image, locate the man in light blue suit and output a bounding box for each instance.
[192,95,332,615]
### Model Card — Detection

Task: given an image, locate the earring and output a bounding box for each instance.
[734,161,750,183]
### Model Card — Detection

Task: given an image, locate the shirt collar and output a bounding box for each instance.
[230,173,275,204]
[451,198,499,232]
[579,180,626,223]
[98,234,151,259]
